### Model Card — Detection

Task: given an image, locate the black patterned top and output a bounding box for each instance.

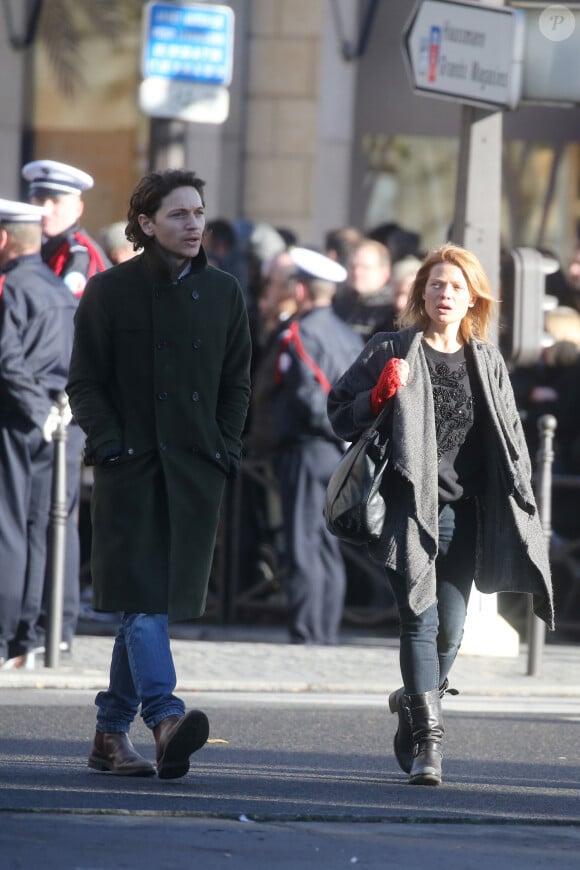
[423,340,485,503]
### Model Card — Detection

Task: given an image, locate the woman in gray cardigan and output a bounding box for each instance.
[327,243,553,787]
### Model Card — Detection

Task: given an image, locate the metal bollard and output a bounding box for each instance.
[527,413,557,677]
[45,393,68,669]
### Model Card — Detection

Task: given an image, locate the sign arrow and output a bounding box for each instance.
[402,0,525,110]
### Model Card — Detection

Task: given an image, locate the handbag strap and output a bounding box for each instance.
[372,400,394,433]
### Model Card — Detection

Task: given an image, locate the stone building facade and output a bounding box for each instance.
[0,0,579,262]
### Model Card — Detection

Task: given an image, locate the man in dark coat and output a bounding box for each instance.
[66,170,252,778]
[270,247,364,644]
[22,159,112,654]
[0,199,76,669]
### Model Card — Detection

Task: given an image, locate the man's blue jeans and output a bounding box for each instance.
[386,499,477,694]
[95,613,185,733]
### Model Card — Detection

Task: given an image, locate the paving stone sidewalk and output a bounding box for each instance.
[0,624,577,696]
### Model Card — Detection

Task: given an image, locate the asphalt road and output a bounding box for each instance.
[0,690,578,868]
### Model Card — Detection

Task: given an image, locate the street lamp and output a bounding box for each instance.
[1,0,43,50]
[330,0,380,61]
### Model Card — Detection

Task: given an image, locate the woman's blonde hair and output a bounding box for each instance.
[398,243,496,343]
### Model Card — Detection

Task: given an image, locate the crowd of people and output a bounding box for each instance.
[0,156,576,783]
[3,159,580,669]
[0,160,111,671]
[211,215,579,648]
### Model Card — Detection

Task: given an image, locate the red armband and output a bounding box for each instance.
[370,358,403,416]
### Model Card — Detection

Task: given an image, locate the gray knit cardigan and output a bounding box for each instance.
[327,326,554,629]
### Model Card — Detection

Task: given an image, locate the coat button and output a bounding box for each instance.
[191,290,199,300]
[127,448,134,456]
[215,451,221,460]
[192,338,202,349]
[158,391,168,400]
[160,442,167,451]
[191,391,199,401]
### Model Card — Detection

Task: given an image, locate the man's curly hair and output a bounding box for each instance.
[125,170,205,251]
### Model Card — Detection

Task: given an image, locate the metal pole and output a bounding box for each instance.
[451,103,506,652]
[45,393,68,668]
[527,413,557,676]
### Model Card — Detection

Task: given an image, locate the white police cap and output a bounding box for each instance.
[290,246,347,284]
[0,198,47,223]
[22,159,94,197]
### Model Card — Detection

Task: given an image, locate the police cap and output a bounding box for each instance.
[0,198,47,224]
[290,246,347,284]
[22,159,94,197]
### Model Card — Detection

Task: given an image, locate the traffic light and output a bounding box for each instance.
[499,247,559,367]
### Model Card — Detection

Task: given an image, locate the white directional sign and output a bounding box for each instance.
[403,0,525,110]
[139,78,230,124]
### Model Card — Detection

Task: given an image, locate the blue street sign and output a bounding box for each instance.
[142,2,234,86]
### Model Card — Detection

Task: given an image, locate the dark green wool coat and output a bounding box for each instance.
[66,246,252,620]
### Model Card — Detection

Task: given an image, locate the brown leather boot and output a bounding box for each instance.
[88,731,155,776]
[153,710,209,779]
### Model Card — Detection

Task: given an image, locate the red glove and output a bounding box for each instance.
[370,358,404,416]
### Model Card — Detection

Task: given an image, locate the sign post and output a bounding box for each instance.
[403,1,525,657]
[403,0,525,324]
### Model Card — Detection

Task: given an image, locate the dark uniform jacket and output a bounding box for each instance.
[66,246,252,620]
[0,253,76,429]
[333,284,393,340]
[42,222,111,297]
[245,313,296,457]
[270,306,364,449]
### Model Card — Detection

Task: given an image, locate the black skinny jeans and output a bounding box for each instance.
[386,499,477,695]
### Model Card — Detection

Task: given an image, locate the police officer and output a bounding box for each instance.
[0,199,76,669]
[21,159,111,295]
[21,159,112,653]
[271,247,364,644]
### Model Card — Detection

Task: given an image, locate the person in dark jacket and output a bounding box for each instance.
[327,243,553,786]
[66,170,252,778]
[270,247,364,644]
[22,159,112,654]
[333,238,393,340]
[0,199,76,669]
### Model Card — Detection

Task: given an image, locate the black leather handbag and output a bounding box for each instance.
[323,403,393,545]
